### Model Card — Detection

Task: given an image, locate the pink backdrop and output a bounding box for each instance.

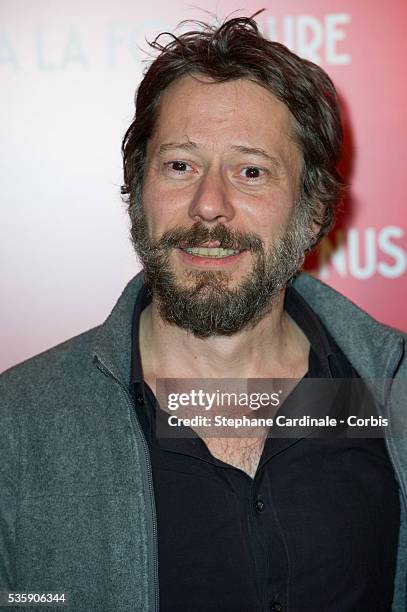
[1,0,406,373]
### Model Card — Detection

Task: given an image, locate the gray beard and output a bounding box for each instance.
[129,196,314,338]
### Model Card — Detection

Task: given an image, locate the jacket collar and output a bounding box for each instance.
[91,271,146,387]
[92,270,405,407]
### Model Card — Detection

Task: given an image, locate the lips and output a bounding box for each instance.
[177,246,246,266]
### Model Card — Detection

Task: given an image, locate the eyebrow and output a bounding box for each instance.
[157,141,282,168]
[158,141,199,154]
[230,145,282,168]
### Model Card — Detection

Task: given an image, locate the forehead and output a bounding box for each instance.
[150,75,299,156]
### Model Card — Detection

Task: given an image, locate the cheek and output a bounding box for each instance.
[141,181,188,239]
[247,191,295,236]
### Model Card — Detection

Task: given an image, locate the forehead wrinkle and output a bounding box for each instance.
[158,140,199,154]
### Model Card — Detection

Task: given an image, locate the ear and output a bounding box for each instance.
[310,200,325,244]
[311,220,322,241]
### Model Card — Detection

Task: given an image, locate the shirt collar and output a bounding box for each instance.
[284,283,339,378]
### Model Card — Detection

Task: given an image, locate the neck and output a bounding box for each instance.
[139,287,310,383]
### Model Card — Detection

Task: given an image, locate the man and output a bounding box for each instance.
[1,13,406,612]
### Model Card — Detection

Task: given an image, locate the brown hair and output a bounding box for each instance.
[121,11,345,242]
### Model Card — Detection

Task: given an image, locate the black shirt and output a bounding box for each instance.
[130,282,400,612]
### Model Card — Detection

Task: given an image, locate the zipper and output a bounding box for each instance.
[93,355,159,612]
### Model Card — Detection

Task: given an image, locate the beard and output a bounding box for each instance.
[129,194,315,338]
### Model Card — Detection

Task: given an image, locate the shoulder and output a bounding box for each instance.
[293,272,406,341]
[0,271,146,415]
[294,272,405,337]
[292,272,406,379]
[0,326,100,418]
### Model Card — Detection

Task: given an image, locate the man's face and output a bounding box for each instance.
[130,76,315,337]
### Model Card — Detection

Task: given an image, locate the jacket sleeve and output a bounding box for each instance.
[0,374,19,589]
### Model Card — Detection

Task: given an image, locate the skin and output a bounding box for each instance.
[139,75,312,386]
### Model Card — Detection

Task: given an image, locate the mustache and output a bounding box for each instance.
[154,222,264,252]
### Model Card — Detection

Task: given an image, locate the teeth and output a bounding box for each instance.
[183,247,240,258]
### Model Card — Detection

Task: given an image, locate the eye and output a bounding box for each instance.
[165,160,194,174]
[239,166,266,180]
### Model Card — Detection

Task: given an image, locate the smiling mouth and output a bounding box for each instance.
[180,246,242,258]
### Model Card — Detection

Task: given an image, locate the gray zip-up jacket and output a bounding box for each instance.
[1,271,406,611]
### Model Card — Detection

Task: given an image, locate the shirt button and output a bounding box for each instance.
[255,498,265,512]
[135,393,144,404]
[271,603,282,612]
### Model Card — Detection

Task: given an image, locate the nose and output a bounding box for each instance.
[188,166,235,224]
